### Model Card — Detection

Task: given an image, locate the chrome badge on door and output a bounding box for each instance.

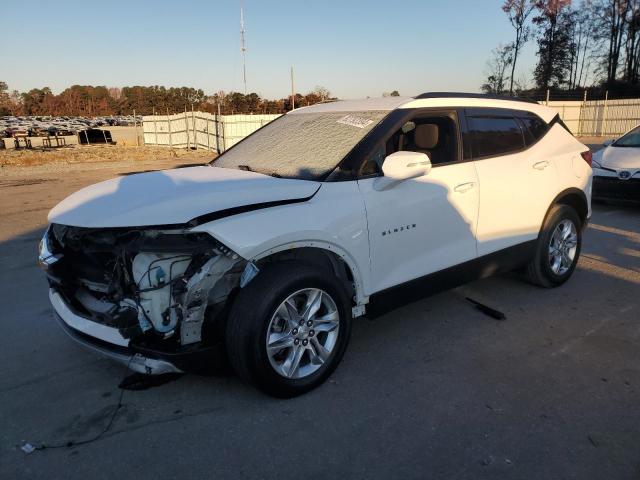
[382,224,417,236]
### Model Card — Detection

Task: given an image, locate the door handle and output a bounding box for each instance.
[533,161,550,170]
[454,182,476,193]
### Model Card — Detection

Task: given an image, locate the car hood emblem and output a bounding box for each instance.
[618,170,632,180]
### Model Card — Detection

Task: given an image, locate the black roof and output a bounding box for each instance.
[414,92,539,104]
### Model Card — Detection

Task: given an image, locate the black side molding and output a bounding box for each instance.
[186,186,321,227]
[549,114,573,134]
[366,240,537,318]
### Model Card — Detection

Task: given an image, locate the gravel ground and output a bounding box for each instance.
[0,147,639,480]
[0,144,214,169]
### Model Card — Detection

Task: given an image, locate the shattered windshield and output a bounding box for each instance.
[211,111,388,180]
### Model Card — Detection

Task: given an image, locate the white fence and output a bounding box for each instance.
[143,101,640,145]
[143,112,281,152]
[546,98,640,137]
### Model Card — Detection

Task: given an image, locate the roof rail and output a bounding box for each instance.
[414,92,539,104]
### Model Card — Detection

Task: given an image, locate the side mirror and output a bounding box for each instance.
[373,151,432,191]
[603,139,615,147]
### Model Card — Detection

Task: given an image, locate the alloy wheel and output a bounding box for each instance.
[266,288,340,379]
[548,219,578,276]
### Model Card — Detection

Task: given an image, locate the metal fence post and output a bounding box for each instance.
[184,108,190,150]
[214,111,221,154]
[206,114,211,151]
[601,91,609,137]
[191,104,196,150]
[153,108,158,147]
[134,109,140,146]
[167,108,173,149]
[578,90,588,137]
[546,89,550,106]
[222,114,226,152]
[217,102,222,153]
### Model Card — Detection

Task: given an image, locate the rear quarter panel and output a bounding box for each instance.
[550,124,593,218]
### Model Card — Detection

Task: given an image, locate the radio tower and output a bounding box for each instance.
[240,6,247,95]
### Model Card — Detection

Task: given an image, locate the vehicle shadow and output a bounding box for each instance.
[1,166,639,478]
[2,206,639,479]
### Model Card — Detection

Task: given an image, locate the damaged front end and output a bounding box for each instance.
[41,224,249,374]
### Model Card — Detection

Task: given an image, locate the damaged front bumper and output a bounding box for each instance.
[42,224,249,375]
[51,288,220,374]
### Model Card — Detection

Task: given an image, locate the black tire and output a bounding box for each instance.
[525,204,583,288]
[225,261,352,398]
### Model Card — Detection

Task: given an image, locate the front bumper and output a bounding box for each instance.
[50,289,215,375]
[592,175,640,203]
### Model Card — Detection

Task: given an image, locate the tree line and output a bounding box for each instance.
[484,0,640,97]
[0,82,335,117]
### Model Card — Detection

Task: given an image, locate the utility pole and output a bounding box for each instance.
[290,65,295,110]
[240,6,247,95]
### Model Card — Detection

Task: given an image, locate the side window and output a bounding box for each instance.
[518,112,549,146]
[466,116,525,158]
[360,114,458,175]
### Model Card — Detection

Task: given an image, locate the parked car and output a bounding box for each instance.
[592,126,640,203]
[39,93,592,397]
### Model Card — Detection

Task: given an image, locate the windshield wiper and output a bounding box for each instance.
[238,164,284,178]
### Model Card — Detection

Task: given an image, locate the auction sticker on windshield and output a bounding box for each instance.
[337,115,375,129]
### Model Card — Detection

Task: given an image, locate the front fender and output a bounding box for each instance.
[191,182,373,300]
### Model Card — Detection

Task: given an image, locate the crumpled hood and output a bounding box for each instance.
[596,146,640,170]
[48,166,320,228]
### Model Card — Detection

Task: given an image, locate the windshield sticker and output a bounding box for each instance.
[337,115,375,129]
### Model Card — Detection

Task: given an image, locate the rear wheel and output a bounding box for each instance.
[525,204,582,288]
[225,262,352,397]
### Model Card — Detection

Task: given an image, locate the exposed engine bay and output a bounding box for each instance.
[42,224,249,351]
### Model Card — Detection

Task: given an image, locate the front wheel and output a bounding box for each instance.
[225,262,352,397]
[525,204,582,288]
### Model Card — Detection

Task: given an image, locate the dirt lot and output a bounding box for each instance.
[0,146,639,479]
[0,143,214,169]
[1,126,143,150]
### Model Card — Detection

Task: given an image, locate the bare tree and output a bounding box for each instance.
[503,0,536,94]
[481,44,514,93]
[597,0,631,85]
[312,86,331,101]
[0,81,9,116]
[624,0,640,82]
[513,72,533,93]
[569,2,598,88]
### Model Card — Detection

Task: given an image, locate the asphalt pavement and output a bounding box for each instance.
[0,156,639,480]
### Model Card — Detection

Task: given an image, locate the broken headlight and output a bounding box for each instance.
[38,227,62,270]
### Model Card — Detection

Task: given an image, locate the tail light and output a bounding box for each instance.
[581,150,593,167]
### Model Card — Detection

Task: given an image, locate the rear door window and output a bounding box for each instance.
[518,112,549,146]
[466,116,525,158]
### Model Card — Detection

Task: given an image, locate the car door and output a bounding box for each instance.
[357,110,480,294]
[463,109,559,257]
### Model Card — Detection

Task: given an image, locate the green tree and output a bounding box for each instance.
[533,0,575,89]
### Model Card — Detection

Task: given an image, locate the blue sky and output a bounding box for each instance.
[3,0,538,99]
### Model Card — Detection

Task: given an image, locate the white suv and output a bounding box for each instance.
[39,93,592,397]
